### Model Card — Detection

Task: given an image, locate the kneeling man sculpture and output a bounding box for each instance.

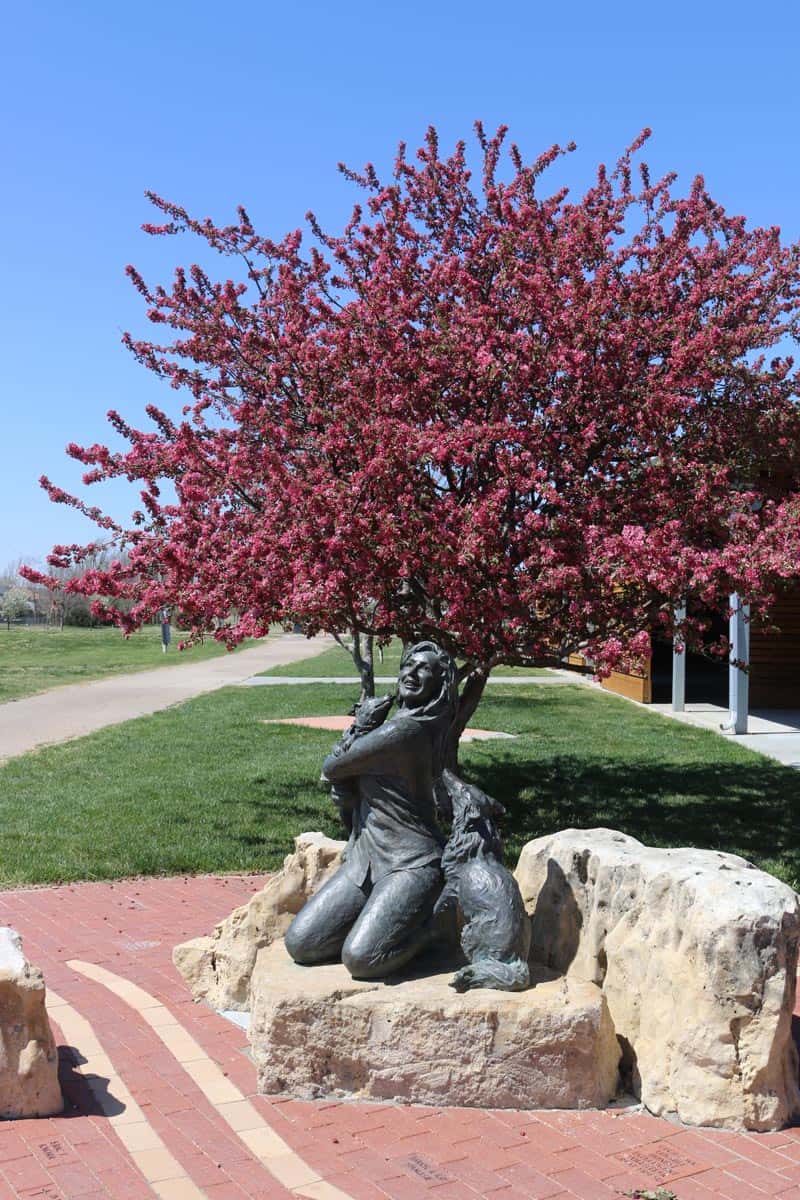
[285,641,531,991]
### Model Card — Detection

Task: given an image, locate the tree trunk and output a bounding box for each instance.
[356,633,375,702]
[334,630,376,703]
[445,664,490,771]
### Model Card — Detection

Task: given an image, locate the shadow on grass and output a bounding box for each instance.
[464,752,800,889]
[240,689,800,885]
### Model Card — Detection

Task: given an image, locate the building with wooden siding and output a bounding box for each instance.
[596,586,800,730]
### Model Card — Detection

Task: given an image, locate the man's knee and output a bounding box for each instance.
[284,912,334,965]
[341,931,385,979]
[341,945,383,979]
[284,916,310,963]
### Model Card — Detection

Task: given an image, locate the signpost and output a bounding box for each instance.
[160,608,171,653]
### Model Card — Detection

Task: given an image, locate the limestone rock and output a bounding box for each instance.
[515,828,800,1131]
[249,939,620,1108]
[173,832,344,1009]
[0,928,62,1119]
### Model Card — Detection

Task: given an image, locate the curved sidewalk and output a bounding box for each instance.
[0,635,332,763]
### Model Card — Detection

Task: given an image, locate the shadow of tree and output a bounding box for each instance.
[463,751,800,887]
[181,686,800,886]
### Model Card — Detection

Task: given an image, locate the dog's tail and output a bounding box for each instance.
[452,956,530,993]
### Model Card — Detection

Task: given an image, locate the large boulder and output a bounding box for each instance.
[0,928,62,1118]
[173,832,344,1010]
[515,828,800,1131]
[250,939,620,1109]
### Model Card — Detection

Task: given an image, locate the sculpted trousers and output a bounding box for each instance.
[284,863,442,980]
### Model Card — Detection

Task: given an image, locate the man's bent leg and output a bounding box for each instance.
[284,868,368,965]
[341,866,442,980]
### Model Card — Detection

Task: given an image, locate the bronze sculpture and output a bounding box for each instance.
[285,641,531,990]
[435,770,531,991]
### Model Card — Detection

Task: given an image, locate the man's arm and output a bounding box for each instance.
[322,719,417,781]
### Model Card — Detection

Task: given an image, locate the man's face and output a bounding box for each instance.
[398,652,439,707]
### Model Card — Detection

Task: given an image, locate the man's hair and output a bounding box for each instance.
[399,640,459,774]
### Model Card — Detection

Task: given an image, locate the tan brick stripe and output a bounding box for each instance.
[47,989,206,1199]
[65,961,353,1200]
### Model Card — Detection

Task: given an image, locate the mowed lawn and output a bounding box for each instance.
[0,624,246,703]
[1,679,797,890]
[260,638,554,678]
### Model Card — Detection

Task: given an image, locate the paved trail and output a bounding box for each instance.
[0,634,332,763]
[238,673,577,685]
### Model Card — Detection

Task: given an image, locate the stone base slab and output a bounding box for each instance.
[249,940,621,1109]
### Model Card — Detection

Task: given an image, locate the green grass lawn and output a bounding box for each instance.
[260,638,554,679]
[1,678,797,890]
[0,624,248,703]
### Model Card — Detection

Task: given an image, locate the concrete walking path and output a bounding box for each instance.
[7,639,799,774]
[649,700,800,769]
[0,635,333,763]
[238,672,578,686]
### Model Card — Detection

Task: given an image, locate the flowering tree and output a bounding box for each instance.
[25,125,800,747]
[0,587,30,630]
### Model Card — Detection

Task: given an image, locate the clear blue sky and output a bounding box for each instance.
[2,0,798,570]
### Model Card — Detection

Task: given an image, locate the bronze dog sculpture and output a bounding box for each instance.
[435,770,531,992]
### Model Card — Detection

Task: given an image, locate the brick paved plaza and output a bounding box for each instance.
[2,876,800,1200]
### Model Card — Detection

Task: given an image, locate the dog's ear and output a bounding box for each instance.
[462,779,497,812]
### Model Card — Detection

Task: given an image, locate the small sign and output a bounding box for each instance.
[616,1145,700,1182]
[159,606,172,650]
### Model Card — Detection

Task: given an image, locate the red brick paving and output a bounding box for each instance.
[2,875,800,1199]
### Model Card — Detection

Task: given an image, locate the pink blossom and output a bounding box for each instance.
[24,124,800,679]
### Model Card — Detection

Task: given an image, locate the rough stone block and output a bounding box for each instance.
[515,828,800,1130]
[173,832,344,1009]
[0,928,62,1119]
[249,939,620,1109]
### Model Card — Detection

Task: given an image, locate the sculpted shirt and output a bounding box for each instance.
[321,714,445,884]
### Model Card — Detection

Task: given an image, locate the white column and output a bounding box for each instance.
[725,593,750,734]
[672,603,686,712]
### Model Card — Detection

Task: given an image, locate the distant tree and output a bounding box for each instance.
[2,558,50,624]
[1,587,31,630]
[0,560,20,586]
[38,554,116,630]
[24,125,800,750]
